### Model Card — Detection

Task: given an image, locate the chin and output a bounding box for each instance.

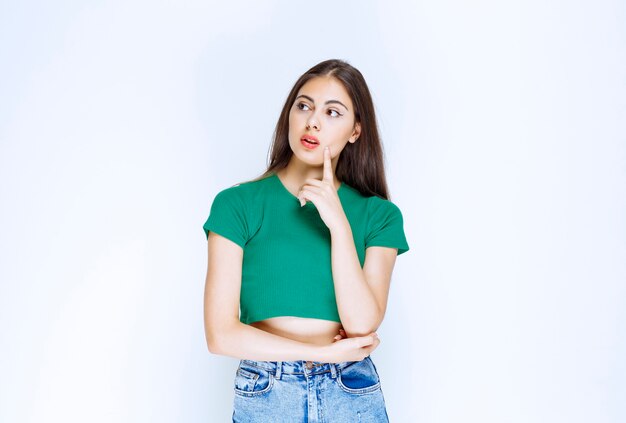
[297,154,322,166]
[288,141,316,157]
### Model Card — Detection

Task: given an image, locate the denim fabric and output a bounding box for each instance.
[232,355,390,422]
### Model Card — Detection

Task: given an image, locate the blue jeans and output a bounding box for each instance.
[232,355,390,422]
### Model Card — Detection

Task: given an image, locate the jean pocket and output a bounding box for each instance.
[233,364,274,397]
[336,356,381,395]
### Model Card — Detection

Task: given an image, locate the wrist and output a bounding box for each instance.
[329,216,351,237]
[304,343,332,363]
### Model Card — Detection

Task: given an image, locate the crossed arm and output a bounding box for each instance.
[203,230,397,360]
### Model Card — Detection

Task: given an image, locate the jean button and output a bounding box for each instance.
[305,361,313,369]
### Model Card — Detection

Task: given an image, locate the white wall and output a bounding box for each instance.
[1,1,624,422]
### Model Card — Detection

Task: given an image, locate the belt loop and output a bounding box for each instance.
[275,361,282,380]
[330,362,337,379]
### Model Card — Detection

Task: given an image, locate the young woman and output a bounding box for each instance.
[203,59,409,422]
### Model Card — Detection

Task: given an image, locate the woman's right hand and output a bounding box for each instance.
[322,331,380,363]
[332,327,347,342]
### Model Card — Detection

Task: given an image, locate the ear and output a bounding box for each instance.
[350,122,361,143]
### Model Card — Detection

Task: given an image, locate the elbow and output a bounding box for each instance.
[344,308,385,337]
[205,319,239,355]
[205,331,221,354]
[345,325,380,338]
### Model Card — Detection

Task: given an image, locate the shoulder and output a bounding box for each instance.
[339,183,404,215]
[212,174,273,203]
[204,175,272,243]
[339,183,405,225]
[361,193,410,255]
[367,195,404,216]
[340,183,403,211]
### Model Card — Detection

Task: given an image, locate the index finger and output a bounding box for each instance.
[323,146,333,183]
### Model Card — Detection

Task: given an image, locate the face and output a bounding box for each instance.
[287,76,361,167]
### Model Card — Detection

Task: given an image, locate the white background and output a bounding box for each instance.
[1,1,624,422]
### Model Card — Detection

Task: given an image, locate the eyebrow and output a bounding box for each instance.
[295,94,349,111]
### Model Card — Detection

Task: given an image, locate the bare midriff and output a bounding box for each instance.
[249,316,343,347]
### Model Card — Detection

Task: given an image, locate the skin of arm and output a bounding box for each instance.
[329,220,398,338]
[204,231,383,362]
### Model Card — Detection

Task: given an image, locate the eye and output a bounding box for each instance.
[296,102,311,111]
[328,109,342,118]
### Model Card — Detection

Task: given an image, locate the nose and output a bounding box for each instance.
[306,116,319,131]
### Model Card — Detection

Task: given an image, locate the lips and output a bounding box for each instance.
[301,135,319,144]
[300,134,320,150]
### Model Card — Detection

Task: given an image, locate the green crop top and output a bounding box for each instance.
[202,172,410,325]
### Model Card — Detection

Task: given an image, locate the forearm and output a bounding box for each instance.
[330,220,381,337]
[209,321,330,362]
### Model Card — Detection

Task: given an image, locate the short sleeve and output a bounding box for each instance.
[365,197,410,255]
[202,186,248,249]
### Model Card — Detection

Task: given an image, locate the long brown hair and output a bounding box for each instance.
[246,59,390,199]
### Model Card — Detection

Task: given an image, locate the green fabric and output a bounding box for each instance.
[203,172,410,325]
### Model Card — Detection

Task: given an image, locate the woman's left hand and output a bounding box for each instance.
[298,146,350,232]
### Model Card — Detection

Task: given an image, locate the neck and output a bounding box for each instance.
[277,161,341,194]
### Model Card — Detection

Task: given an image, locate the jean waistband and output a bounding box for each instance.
[239,356,370,379]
